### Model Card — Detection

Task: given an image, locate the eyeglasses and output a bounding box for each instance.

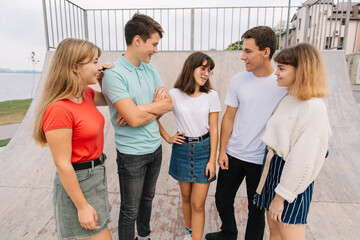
[200,67,214,77]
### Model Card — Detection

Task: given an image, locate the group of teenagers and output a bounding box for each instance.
[32,13,332,240]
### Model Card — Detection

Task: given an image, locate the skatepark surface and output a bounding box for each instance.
[0,51,359,239]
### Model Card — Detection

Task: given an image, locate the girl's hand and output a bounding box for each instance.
[101,62,114,70]
[78,203,100,230]
[168,132,185,144]
[269,194,285,223]
[206,160,216,181]
[97,62,114,84]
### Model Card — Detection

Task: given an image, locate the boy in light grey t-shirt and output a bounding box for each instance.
[205,26,287,240]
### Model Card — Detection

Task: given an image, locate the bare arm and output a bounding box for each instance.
[93,62,113,107]
[137,87,173,115]
[157,118,170,143]
[218,105,237,170]
[206,112,219,181]
[114,98,157,128]
[45,129,100,230]
[93,91,107,106]
[114,87,172,128]
[157,117,185,144]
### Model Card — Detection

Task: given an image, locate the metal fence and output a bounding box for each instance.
[42,0,87,50]
[41,0,356,53]
[42,0,301,51]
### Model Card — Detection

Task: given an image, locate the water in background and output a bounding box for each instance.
[0,73,42,102]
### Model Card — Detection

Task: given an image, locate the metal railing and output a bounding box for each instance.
[42,0,300,51]
[42,0,87,50]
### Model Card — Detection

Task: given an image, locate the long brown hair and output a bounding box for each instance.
[174,52,215,94]
[274,43,329,100]
[33,38,101,146]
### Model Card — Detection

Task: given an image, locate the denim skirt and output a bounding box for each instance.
[52,164,111,240]
[253,154,314,225]
[169,136,215,184]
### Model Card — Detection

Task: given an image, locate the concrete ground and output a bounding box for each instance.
[0,51,359,240]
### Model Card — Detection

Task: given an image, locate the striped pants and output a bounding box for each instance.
[253,154,314,225]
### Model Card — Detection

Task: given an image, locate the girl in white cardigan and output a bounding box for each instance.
[253,43,332,240]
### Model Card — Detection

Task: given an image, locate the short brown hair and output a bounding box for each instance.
[242,26,277,59]
[174,52,215,94]
[274,43,329,100]
[125,13,164,46]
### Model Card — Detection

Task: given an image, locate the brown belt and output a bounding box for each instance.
[256,148,275,195]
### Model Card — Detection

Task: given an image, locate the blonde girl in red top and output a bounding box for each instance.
[33,38,113,240]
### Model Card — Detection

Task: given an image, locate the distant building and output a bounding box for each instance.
[279,0,360,54]
[279,13,298,50]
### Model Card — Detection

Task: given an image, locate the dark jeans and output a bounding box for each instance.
[215,154,265,240]
[116,145,162,240]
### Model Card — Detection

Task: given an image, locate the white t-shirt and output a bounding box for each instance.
[169,88,221,137]
[225,70,287,164]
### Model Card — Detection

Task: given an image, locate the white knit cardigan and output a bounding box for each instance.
[262,95,332,203]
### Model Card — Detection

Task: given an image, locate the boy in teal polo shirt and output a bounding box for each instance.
[102,13,172,240]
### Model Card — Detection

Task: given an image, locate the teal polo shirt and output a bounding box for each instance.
[102,54,164,155]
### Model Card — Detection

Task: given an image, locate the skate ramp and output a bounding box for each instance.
[0,51,359,239]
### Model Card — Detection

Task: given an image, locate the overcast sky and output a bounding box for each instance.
[0,0,304,71]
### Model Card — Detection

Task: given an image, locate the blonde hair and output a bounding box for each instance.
[33,38,101,146]
[274,43,329,100]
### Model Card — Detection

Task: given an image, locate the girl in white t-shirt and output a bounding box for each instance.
[157,52,221,240]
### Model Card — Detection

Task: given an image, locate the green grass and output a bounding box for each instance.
[0,99,32,126]
[0,138,11,147]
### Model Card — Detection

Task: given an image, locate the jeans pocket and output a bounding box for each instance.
[201,138,210,149]
[77,170,98,202]
[76,169,92,183]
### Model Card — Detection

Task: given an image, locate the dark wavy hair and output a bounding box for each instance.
[174,52,215,94]
[242,26,277,59]
[125,13,164,46]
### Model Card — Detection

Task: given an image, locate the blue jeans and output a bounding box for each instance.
[169,136,216,183]
[116,145,162,240]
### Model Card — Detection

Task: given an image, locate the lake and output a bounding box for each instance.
[0,73,42,102]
